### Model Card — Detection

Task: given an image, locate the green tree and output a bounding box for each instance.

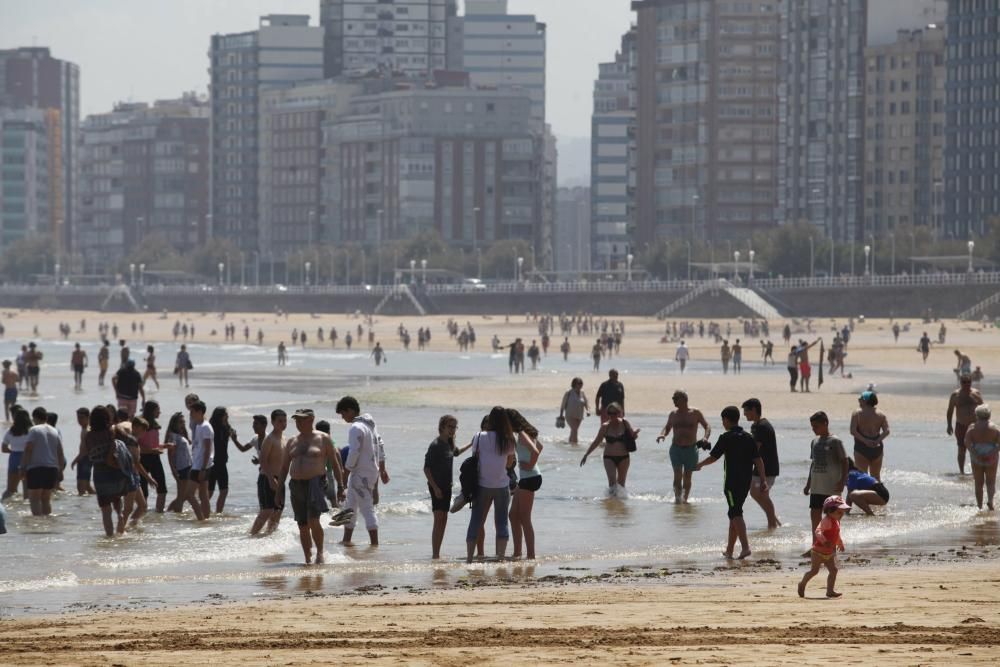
[0,236,57,282]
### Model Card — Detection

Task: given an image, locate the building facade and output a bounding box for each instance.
[944,0,1000,238]
[0,109,53,250]
[78,95,210,268]
[779,0,867,242]
[632,0,780,247]
[320,0,455,78]
[556,186,591,277]
[209,15,323,253]
[324,80,540,252]
[0,47,79,254]
[591,28,636,272]
[864,26,946,238]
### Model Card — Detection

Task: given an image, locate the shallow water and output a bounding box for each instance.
[0,337,997,616]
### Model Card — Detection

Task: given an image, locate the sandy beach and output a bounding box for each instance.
[1,307,996,421]
[1,562,998,665]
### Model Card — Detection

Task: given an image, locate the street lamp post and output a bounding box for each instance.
[626,253,634,282]
[685,240,691,282]
[421,259,427,286]
[863,245,871,277]
[409,259,416,284]
[55,262,61,287]
[968,240,975,273]
[476,248,483,281]
[218,262,225,287]
[139,263,145,288]
[226,255,232,286]
[305,261,311,288]
[240,252,246,287]
[749,250,755,281]
[516,256,524,283]
[808,236,815,279]
[129,263,135,286]
[869,235,876,277]
[733,250,741,282]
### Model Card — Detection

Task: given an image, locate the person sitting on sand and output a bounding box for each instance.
[846,458,890,515]
[964,404,999,511]
[798,495,850,599]
[694,406,767,560]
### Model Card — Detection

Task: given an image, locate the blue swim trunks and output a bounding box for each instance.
[3,387,16,404]
[669,444,699,471]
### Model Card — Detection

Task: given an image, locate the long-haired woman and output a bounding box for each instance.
[506,409,542,560]
[138,400,168,512]
[2,407,32,499]
[465,406,516,562]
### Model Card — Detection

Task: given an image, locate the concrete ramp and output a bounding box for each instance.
[957,291,1000,320]
[723,285,783,320]
[655,280,725,319]
[100,285,141,312]
[373,284,426,316]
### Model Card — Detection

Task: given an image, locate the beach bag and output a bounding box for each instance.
[623,421,637,453]
[555,415,566,429]
[458,435,481,502]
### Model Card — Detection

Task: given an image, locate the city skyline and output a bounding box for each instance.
[0,0,944,145]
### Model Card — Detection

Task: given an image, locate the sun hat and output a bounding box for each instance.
[823,495,851,512]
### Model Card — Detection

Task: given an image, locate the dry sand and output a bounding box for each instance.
[1,564,998,665]
[2,308,996,422]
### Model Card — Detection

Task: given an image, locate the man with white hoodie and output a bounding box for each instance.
[335,396,389,545]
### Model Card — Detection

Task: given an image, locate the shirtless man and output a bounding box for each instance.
[947,375,984,474]
[2,360,18,423]
[70,343,88,390]
[276,408,343,564]
[24,342,43,395]
[250,410,288,536]
[97,340,110,387]
[656,390,711,503]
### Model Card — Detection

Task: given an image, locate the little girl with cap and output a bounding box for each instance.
[798,495,851,599]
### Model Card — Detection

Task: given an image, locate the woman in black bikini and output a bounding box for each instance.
[849,391,890,480]
[580,402,639,497]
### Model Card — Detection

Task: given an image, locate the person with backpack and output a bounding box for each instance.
[462,407,517,562]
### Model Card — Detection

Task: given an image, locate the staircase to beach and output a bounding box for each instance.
[957,291,1000,321]
[656,279,784,320]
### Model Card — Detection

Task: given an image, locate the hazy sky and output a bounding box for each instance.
[1,0,945,140]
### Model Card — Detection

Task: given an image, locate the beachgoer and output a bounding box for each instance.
[720,340,731,374]
[508,409,542,560]
[277,342,287,366]
[336,396,388,546]
[954,349,972,384]
[2,408,31,499]
[675,340,690,374]
[695,406,767,559]
[423,415,470,559]
[798,495,850,598]
[964,404,999,510]
[797,338,821,392]
[656,390,711,504]
[2,359,18,423]
[20,407,66,516]
[97,340,110,387]
[917,332,931,363]
[786,346,799,392]
[560,337,570,361]
[732,339,742,374]
[175,345,191,387]
[251,410,287,536]
[276,408,342,564]
[371,342,386,366]
[803,411,848,533]
[559,378,590,445]
[465,406,517,562]
[742,398,781,528]
[188,400,214,517]
[137,401,168,512]
[849,391,890,480]
[70,343,88,390]
[591,339,602,372]
[112,360,144,419]
[24,342,43,395]
[846,458,890,515]
[595,369,625,421]
[82,406,129,535]
[207,406,254,514]
[70,407,96,495]
[947,375,984,475]
[143,345,160,390]
[580,402,638,497]
[163,411,204,519]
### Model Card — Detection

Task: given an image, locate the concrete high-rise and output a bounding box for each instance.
[319,0,454,78]
[863,26,946,237]
[632,0,780,246]
[590,28,636,272]
[944,0,1000,239]
[209,15,323,253]
[779,0,868,242]
[79,95,209,268]
[556,186,591,277]
[0,109,55,250]
[0,47,79,254]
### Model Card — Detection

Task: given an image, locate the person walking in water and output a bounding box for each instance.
[964,404,999,510]
[580,402,638,498]
[595,369,625,421]
[371,342,386,367]
[947,375,984,475]
[70,343,88,390]
[742,398,781,529]
[849,391,890,480]
[803,411,848,534]
[732,339,742,374]
[97,340,110,387]
[175,345,191,388]
[797,338,821,392]
[675,340,690,374]
[143,345,160,390]
[694,406,767,560]
[656,390,711,504]
[720,340,731,375]
[559,378,590,445]
[917,332,931,363]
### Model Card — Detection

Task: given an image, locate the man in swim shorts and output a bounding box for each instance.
[947,375,983,474]
[656,390,710,503]
[2,360,18,423]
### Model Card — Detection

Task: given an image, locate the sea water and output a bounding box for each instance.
[0,337,997,615]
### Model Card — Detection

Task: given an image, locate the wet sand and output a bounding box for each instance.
[1,563,998,665]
